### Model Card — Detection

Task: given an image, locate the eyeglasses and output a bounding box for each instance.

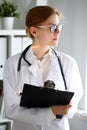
[36,24,63,33]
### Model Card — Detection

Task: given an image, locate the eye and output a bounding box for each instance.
[50,25,57,32]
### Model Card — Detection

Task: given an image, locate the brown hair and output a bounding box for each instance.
[26,5,63,38]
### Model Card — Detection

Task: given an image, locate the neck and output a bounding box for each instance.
[32,44,50,60]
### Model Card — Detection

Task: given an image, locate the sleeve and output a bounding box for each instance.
[3,58,55,126]
[63,59,83,118]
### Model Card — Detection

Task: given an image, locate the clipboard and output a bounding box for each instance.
[20,84,74,108]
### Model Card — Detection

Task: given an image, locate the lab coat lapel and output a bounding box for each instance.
[47,52,59,79]
[21,46,43,86]
[28,62,43,86]
[45,53,65,90]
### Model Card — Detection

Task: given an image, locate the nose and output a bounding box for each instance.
[55,28,61,34]
[54,29,60,36]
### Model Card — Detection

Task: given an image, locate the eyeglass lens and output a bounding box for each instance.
[50,25,63,33]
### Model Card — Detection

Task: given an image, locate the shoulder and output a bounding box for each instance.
[54,50,79,72]
[58,51,77,65]
[51,48,77,67]
[4,53,22,70]
[6,53,21,63]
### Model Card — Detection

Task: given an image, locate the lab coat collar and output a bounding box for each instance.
[20,46,59,67]
[20,46,61,86]
[20,46,35,67]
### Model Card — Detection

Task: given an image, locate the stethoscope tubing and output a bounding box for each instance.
[17,45,67,90]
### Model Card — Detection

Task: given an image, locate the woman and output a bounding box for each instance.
[3,5,83,130]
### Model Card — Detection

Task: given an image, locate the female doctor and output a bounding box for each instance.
[3,5,83,130]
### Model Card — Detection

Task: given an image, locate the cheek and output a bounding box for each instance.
[44,32,53,39]
[37,30,59,44]
[40,32,51,41]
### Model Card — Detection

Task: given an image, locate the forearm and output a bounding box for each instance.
[5,104,55,126]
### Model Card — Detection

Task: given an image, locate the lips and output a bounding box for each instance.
[53,38,58,40]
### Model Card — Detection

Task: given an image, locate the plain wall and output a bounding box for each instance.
[69,114,87,130]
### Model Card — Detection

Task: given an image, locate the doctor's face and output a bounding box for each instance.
[35,14,62,47]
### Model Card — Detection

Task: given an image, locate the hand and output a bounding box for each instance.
[51,103,72,116]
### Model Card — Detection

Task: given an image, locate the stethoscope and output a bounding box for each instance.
[17,44,67,90]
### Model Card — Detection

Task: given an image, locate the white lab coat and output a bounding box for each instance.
[3,47,83,130]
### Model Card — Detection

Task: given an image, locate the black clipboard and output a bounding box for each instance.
[20,84,74,108]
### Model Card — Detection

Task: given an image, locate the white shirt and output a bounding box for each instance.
[34,51,50,82]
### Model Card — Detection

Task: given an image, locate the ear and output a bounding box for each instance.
[29,27,37,37]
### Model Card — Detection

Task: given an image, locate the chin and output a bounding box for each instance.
[50,42,58,47]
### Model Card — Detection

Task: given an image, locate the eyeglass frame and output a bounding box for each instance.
[36,24,63,33]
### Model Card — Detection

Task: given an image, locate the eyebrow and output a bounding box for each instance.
[46,23,60,26]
